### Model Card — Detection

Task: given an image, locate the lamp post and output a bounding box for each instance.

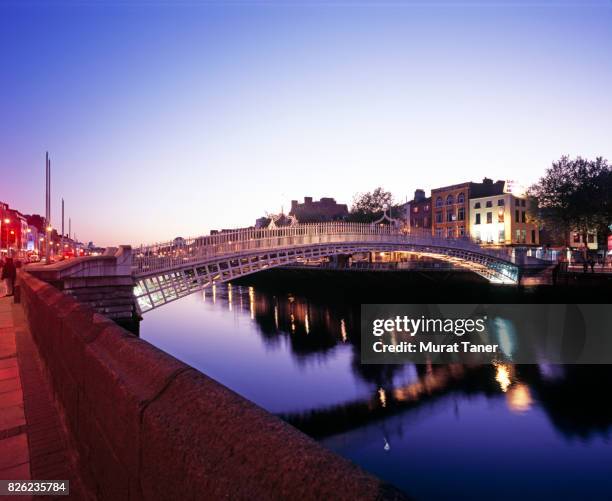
[46,225,53,263]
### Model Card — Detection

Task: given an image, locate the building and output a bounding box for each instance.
[430,182,471,238]
[430,178,507,239]
[531,207,597,252]
[0,202,30,256]
[540,227,598,251]
[398,189,431,233]
[469,184,539,246]
[26,225,40,253]
[569,231,598,250]
[289,197,348,223]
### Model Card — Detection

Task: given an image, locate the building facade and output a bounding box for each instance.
[568,230,598,250]
[1,202,30,256]
[430,182,471,238]
[289,197,348,223]
[430,178,508,239]
[469,192,539,246]
[399,189,431,234]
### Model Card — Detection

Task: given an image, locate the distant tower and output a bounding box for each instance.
[45,152,50,225]
[45,152,51,262]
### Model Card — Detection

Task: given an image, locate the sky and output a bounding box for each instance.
[1,0,611,246]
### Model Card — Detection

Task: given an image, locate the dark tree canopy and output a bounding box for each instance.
[348,187,394,223]
[529,156,612,244]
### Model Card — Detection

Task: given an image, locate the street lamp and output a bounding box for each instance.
[46,225,53,263]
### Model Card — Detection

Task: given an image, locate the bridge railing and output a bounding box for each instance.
[133,223,514,275]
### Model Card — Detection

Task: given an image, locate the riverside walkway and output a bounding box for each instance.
[0,296,85,498]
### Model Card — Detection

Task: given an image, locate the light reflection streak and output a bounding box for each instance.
[494,362,512,392]
[506,383,533,413]
[378,387,387,407]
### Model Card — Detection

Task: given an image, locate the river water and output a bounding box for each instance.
[140,273,612,500]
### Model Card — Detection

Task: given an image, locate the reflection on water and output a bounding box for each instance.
[141,283,612,500]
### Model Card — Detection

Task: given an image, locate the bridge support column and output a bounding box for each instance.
[331,254,351,268]
[26,246,141,335]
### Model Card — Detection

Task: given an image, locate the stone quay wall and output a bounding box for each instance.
[18,271,407,501]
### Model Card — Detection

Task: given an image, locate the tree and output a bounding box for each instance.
[529,156,612,250]
[348,187,394,223]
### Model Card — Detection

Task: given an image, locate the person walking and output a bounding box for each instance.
[1,257,16,296]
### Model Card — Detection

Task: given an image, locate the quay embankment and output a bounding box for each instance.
[17,271,408,500]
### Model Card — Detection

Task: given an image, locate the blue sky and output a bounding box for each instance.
[1,0,611,246]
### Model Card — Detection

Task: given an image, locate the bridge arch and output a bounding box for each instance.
[132,223,518,313]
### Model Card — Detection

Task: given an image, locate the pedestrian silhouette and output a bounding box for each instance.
[1,257,16,296]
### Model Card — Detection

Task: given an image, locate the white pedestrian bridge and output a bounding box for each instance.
[132,223,520,313]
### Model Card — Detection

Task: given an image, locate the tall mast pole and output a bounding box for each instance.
[61,198,64,256]
[46,153,51,263]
